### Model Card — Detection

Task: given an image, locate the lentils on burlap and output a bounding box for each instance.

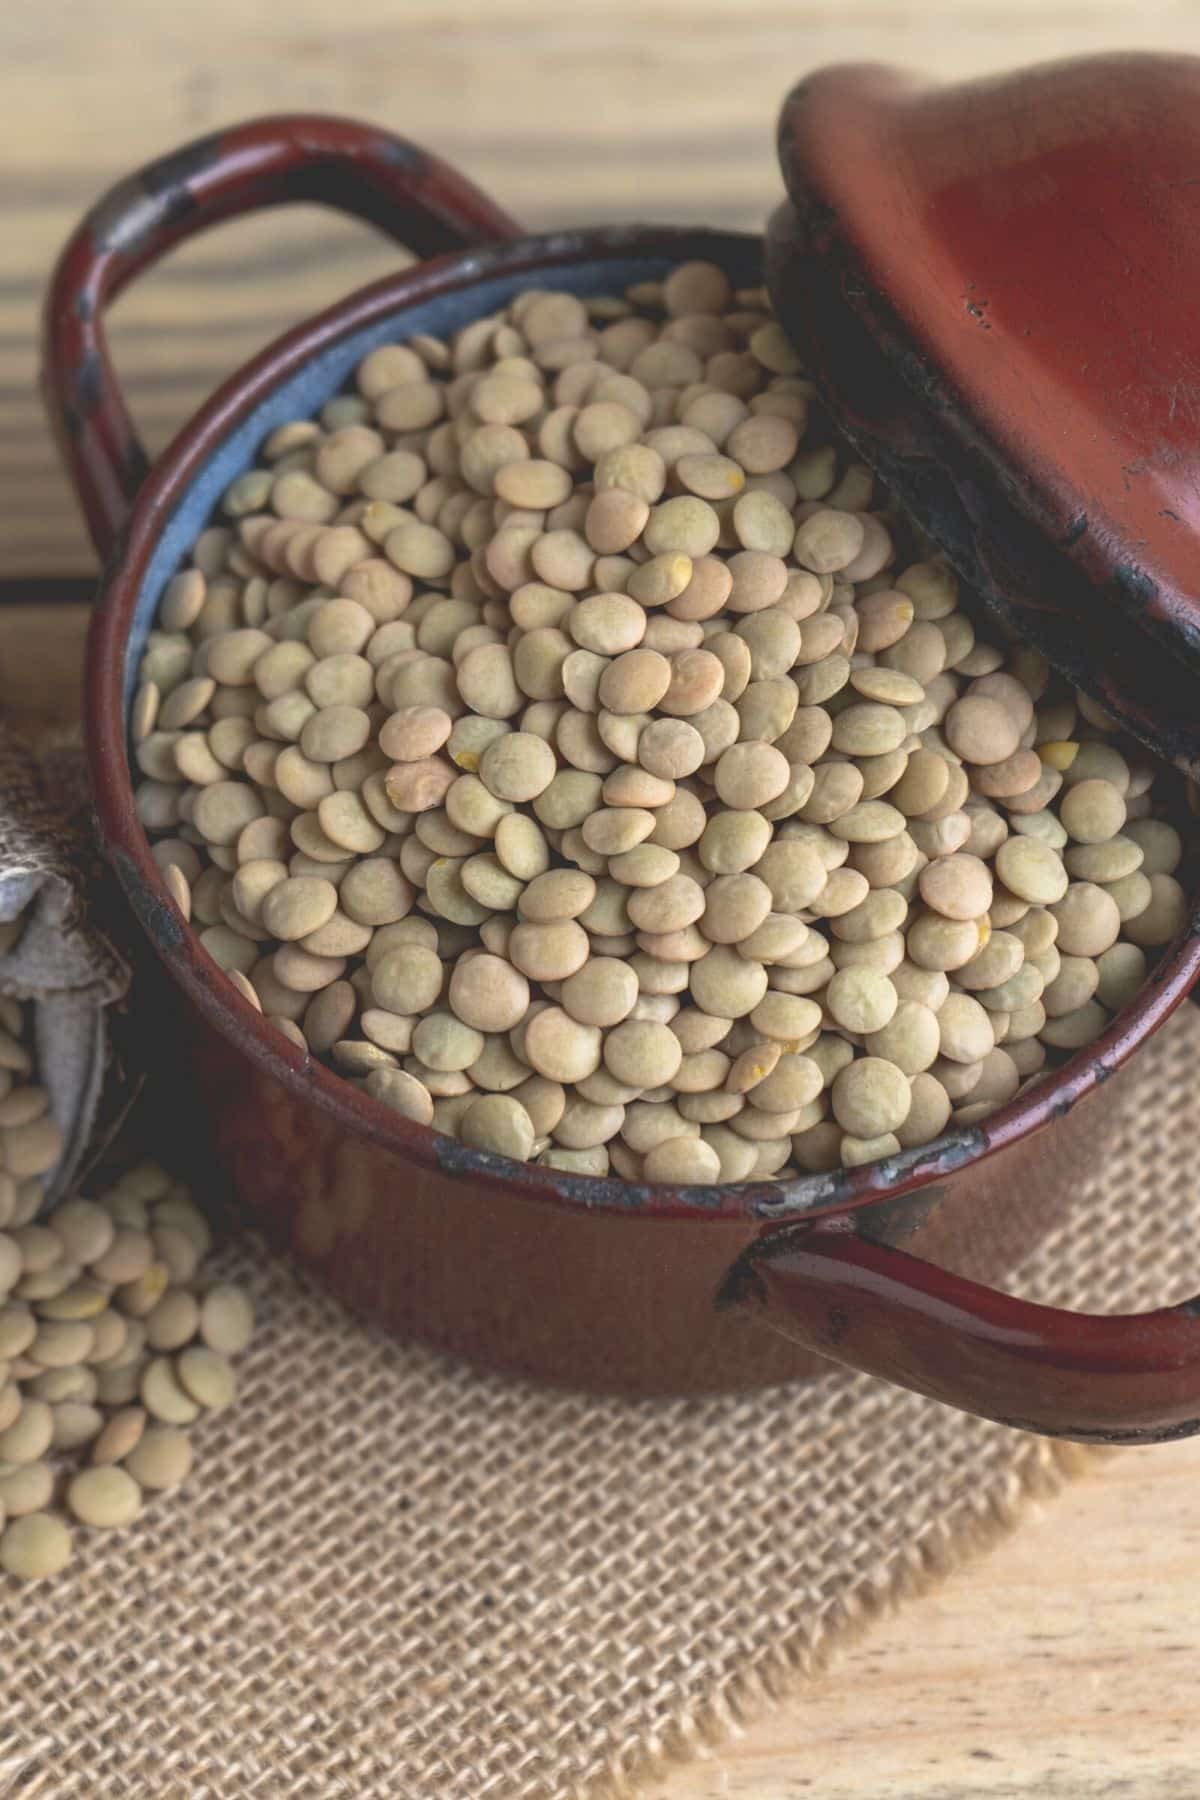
[128,263,1189,1184]
[0,1053,253,1580]
[0,990,63,1198]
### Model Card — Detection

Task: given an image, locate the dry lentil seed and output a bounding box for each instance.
[826,967,898,1034]
[176,1346,237,1412]
[379,705,452,762]
[714,743,790,809]
[145,1289,201,1353]
[0,1400,53,1463]
[0,1460,53,1515]
[1123,873,1187,947]
[29,1320,94,1368]
[48,1201,113,1267]
[754,839,828,911]
[994,835,1069,905]
[907,912,984,972]
[479,731,557,802]
[1051,883,1123,957]
[831,1058,911,1136]
[944,695,1021,765]
[67,1464,143,1528]
[365,1067,435,1123]
[1125,819,1181,875]
[124,1426,193,1492]
[1095,942,1148,1011]
[918,854,993,921]
[460,1094,536,1161]
[447,952,529,1031]
[1060,778,1126,844]
[524,1007,602,1082]
[1039,1000,1108,1050]
[0,1309,35,1359]
[260,875,338,941]
[0,1512,72,1580]
[643,1136,721,1184]
[839,1131,900,1167]
[509,919,590,980]
[603,1019,683,1088]
[1065,837,1143,883]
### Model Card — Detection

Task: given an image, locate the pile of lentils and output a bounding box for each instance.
[0,988,63,1195]
[0,1135,253,1581]
[128,261,1189,1184]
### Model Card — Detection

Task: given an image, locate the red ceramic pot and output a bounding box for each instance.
[42,105,1200,1444]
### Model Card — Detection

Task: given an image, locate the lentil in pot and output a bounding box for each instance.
[128,264,1189,1183]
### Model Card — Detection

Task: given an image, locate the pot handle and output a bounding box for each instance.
[723,1213,1200,1444]
[42,114,522,560]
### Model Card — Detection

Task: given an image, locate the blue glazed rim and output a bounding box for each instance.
[86,224,1200,1225]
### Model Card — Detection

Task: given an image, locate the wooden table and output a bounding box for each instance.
[5,7,1199,1794]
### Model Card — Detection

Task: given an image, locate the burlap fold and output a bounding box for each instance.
[3,997,1197,1800]
[0,724,129,1205]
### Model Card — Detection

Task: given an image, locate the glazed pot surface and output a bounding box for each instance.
[168,989,1136,1394]
[89,224,1196,1398]
[51,108,1200,1438]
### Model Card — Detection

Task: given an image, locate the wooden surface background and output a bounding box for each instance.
[5,4,1200,1794]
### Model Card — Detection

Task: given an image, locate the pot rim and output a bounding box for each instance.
[84,221,1200,1227]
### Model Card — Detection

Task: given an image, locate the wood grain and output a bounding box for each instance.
[651,1437,1200,1798]
[5,8,1200,1795]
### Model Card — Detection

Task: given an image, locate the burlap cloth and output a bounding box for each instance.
[0,725,129,1207]
[0,994,1195,1799]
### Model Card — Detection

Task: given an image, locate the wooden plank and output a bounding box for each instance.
[0,599,89,728]
[650,1437,1200,1799]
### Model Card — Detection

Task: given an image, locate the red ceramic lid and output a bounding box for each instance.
[766,54,1200,773]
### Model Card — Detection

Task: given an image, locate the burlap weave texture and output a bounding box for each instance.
[2,1003,1196,1800]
